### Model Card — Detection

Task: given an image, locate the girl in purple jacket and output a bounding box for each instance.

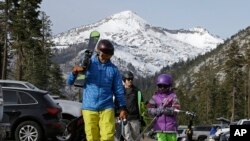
[147,74,181,141]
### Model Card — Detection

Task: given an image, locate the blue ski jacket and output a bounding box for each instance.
[67,55,126,111]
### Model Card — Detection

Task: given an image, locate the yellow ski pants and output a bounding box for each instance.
[82,109,115,141]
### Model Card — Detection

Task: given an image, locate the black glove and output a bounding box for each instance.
[80,50,93,69]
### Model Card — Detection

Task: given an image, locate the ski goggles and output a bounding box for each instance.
[157,84,169,88]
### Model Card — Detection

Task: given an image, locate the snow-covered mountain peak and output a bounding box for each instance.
[110,10,148,26]
[96,10,148,34]
[52,10,224,77]
[189,27,208,33]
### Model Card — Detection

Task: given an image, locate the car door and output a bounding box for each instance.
[0,85,3,122]
[2,89,21,123]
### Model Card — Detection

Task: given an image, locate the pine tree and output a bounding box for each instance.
[0,0,64,93]
[0,1,4,77]
[48,63,64,96]
[0,0,11,79]
[244,41,250,118]
[9,0,42,80]
[224,41,245,121]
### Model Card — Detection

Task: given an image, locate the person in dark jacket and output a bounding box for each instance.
[67,39,127,141]
[115,71,144,141]
[147,74,180,141]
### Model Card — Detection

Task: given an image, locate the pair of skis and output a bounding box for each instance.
[74,31,100,87]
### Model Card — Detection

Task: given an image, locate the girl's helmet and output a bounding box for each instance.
[122,71,134,81]
[156,74,173,86]
[96,39,114,55]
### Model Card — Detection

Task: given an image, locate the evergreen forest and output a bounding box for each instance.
[0,0,64,95]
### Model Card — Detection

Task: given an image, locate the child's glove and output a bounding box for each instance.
[163,108,174,116]
[156,107,164,116]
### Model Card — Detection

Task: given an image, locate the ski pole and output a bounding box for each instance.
[174,109,196,117]
[135,116,157,141]
[135,99,176,141]
[118,119,126,141]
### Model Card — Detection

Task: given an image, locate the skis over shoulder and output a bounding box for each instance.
[74,31,100,88]
[88,31,100,52]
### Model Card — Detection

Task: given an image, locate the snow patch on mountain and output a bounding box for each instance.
[52,10,224,77]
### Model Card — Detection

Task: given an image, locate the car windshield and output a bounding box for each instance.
[242,121,250,125]
[25,82,40,90]
[177,129,184,134]
[193,126,212,131]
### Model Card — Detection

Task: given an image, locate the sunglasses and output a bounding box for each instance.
[126,78,133,81]
[157,84,169,88]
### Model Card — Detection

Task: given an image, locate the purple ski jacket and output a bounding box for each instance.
[147,91,180,132]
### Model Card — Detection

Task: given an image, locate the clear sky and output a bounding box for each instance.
[40,0,250,39]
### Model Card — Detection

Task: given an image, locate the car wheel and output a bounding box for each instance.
[56,116,86,141]
[56,118,72,141]
[15,121,43,141]
[56,127,85,141]
[198,136,207,141]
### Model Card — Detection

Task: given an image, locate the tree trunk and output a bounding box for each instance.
[1,0,9,79]
[231,86,235,122]
[16,46,23,80]
[2,36,7,79]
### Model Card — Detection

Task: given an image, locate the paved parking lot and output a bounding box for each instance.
[4,136,156,141]
[2,133,157,141]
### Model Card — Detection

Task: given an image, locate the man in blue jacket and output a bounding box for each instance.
[67,39,127,141]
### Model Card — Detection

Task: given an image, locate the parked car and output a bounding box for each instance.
[51,95,82,119]
[177,125,188,141]
[51,96,82,141]
[192,125,213,141]
[219,118,250,141]
[0,80,82,121]
[236,118,250,125]
[0,85,8,140]
[0,79,83,140]
[1,87,63,141]
[0,80,40,90]
[205,117,230,141]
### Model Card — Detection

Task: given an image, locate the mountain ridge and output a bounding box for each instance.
[52,10,224,77]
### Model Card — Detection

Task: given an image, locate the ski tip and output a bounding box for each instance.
[90,31,100,38]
